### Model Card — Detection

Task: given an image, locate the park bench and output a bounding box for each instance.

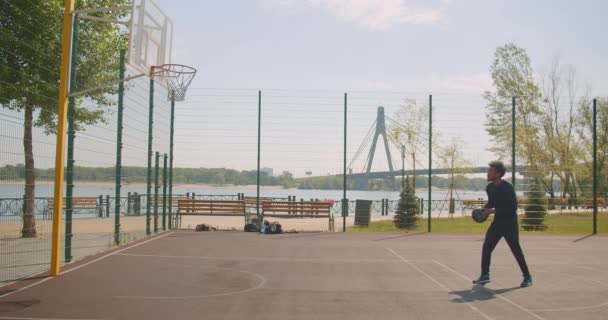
[244,197,273,211]
[46,197,101,219]
[175,199,246,228]
[584,197,607,209]
[461,199,487,212]
[261,201,334,231]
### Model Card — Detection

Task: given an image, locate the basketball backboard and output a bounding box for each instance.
[128,0,173,84]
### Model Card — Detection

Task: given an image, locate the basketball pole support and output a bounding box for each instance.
[114,49,126,245]
[64,15,79,264]
[168,99,175,229]
[51,0,76,276]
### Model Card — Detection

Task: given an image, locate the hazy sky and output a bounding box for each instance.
[155,0,607,93]
[127,0,602,176]
[5,1,605,179]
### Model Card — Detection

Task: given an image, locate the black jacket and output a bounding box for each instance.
[485,180,518,224]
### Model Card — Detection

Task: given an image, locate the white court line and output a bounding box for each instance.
[113,268,267,300]
[385,248,494,320]
[530,301,608,312]
[0,317,103,320]
[0,277,53,300]
[0,232,172,299]
[432,259,546,320]
[116,253,405,264]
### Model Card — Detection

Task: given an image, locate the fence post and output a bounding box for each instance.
[98,195,103,218]
[162,153,168,231]
[593,98,598,234]
[256,90,262,227]
[106,195,110,218]
[127,192,131,215]
[154,152,159,233]
[113,48,126,245]
[343,92,348,232]
[428,94,432,232]
[168,99,175,229]
[146,78,154,235]
[512,97,516,189]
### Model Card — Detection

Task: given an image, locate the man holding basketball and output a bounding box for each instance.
[473,160,532,288]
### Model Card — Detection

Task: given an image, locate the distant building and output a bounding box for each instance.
[262,167,273,176]
[305,171,312,176]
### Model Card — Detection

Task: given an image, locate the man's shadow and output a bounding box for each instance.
[449,286,520,303]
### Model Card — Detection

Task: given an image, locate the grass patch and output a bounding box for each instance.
[348,212,608,235]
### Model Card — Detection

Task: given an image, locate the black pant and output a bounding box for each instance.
[482,222,530,277]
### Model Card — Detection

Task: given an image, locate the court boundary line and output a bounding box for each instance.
[0,232,172,299]
[113,268,267,300]
[385,247,494,320]
[116,253,407,264]
[431,259,546,320]
[0,317,103,320]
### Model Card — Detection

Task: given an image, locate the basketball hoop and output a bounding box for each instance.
[151,64,196,102]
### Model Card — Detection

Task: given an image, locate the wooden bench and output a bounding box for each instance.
[584,197,607,209]
[171,196,189,208]
[46,197,101,219]
[244,197,273,211]
[175,199,246,228]
[261,201,334,231]
[461,199,486,211]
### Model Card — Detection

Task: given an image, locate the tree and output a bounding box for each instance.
[278,171,296,189]
[577,97,608,199]
[521,177,548,231]
[538,56,586,206]
[391,99,429,189]
[0,0,129,237]
[436,138,472,214]
[483,43,542,167]
[393,176,418,230]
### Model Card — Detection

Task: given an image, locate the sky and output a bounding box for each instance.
[5,0,605,179]
[131,0,607,177]
[154,0,607,93]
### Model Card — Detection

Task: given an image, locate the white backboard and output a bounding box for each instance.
[128,0,173,85]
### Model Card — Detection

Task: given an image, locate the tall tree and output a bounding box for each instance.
[391,99,429,189]
[538,56,585,204]
[0,0,128,237]
[435,138,472,213]
[483,43,542,167]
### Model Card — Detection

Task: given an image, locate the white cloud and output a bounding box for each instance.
[259,0,442,31]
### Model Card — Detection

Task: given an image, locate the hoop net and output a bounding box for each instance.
[151,64,197,101]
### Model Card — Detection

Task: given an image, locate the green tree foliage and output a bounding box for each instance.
[0,0,129,237]
[483,43,542,164]
[521,177,548,231]
[393,176,418,230]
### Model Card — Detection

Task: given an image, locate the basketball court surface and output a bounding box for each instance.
[0,231,606,320]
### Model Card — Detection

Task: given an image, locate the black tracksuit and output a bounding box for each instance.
[482,180,530,277]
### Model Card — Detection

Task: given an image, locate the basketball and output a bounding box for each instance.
[472,207,488,223]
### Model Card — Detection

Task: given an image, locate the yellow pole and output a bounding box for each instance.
[51,0,75,276]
